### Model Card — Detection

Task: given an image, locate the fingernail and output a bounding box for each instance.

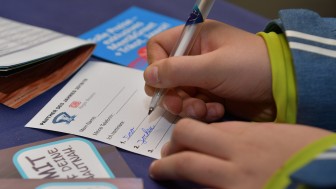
[207,107,217,119]
[146,66,159,84]
[186,106,197,118]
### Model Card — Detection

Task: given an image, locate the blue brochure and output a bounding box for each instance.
[80,7,183,70]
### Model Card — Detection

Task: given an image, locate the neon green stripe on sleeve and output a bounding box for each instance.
[257,32,297,123]
[263,134,336,189]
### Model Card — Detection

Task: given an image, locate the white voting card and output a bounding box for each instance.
[26,61,177,159]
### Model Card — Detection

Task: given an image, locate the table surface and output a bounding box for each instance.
[0,0,269,188]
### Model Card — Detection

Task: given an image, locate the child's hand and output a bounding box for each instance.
[144,20,274,122]
[149,119,332,189]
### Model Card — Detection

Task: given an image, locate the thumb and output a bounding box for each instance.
[144,51,224,90]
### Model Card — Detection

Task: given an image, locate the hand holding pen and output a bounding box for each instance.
[144,1,274,122]
[147,0,216,115]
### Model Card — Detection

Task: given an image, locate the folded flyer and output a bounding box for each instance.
[0,17,95,108]
[79,6,183,70]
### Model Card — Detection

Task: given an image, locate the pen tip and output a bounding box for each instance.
[148,107,154,115]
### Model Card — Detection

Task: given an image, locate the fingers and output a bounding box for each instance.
[146,25,184,64]
[146,20,227,65]
[144,51,223,90]
[150,151,235,188]
[162,90,225,121]
[164,118,235,158]
[175,98,224,121]
[204,102,225,121]
[145,85,225,121]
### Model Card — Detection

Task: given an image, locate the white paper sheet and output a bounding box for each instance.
[26,61,177,159]
[0,17,92,68]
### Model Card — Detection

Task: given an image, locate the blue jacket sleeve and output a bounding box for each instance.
[262,9,336,189]
[288,145,336,189]
[264,9,336,132]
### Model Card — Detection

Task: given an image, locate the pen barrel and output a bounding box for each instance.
[149,88,165,109]
[170,0,215,57]
[170,24,201,57]
[148,0,215,113]
[197,0,216,19]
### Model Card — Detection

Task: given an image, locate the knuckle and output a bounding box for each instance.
[172,118,194,142]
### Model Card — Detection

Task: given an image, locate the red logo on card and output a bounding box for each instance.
[69,101,81,108]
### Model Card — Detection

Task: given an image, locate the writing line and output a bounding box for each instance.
[98,86,125,116]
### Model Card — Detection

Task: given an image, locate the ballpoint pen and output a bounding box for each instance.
[148,0,216,115]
